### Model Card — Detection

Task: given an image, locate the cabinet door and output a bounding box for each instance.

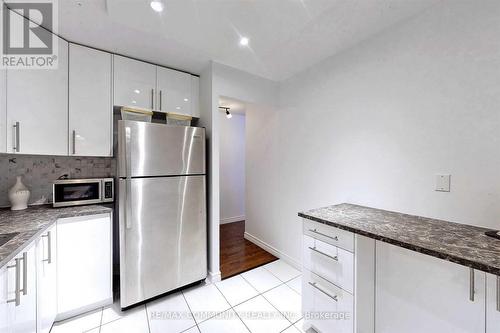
[0,68,6,153]
[375,241,485,333]
[156,66,191,115]
[8,243,37,333]
[114,55,156,110]
[487,273,500,333]
[6,36,68,155]
[190,75,200,118]
[36,225,57,333]
[0,266,8,333]
[56,213,112,319]
[69,44,112,157]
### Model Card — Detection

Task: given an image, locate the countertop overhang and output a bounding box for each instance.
[299,203,500,276]
[0,205,112,268]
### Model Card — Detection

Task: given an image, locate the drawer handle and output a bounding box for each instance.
[308,246,339,262]
[308,229,338,241]
[308,281,338,302]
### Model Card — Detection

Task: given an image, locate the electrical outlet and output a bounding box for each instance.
[436,174,451,192]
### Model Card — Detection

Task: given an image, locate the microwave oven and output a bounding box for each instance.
[52,178,114,207]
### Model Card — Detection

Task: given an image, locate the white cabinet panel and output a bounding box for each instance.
[191,76,200,118]
[375,241,485,333]
[6,36,68,156]
[0,69,6,153]
[69,44,112,157]
[0,266,8,333]
[56,213,112,320]
[8,243,37,333]
[156,66,191,115]
[487,273,500,333]
[303,220,354,253]
[302,269,353,333]
[36,225,57,333]
[114,55,156,110]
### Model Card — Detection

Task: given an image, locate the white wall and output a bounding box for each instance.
[245,1,500,265]
[219,112,246,224]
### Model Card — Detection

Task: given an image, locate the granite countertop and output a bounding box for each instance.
[0,205,112,268]
[299,203,500,276]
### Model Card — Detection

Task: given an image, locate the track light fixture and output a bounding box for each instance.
[219,106,232,119]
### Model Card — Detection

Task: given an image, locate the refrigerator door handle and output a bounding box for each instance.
[125,126,133,229]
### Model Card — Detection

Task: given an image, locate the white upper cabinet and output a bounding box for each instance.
[0,69,6,153]
[69,44,112,157]
[114,55,157,110]
[191,75,200,118]
[6,36,69,156]
[156,66,192,115]
[375,241,486,333]
[487,273,500,333]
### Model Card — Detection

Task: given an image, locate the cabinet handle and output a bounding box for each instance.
[496,275,500,312]
[6,259,21,306]
[308,246,338,262]
[159,90,162,111]
[21,252,27,296]
[13,121,20,152]
[124,126,132,229]
[308,281,338,302]
[151,89,155,109]
[308,229,338,241]
[42,231,52,264]
[72,130,76,155]
[469,268,475,302]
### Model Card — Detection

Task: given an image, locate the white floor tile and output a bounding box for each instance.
[241,267,282,293]
[51,308,102,333]
[282,325,301,333]
[264,260,301,282]
[183,283,230,323]
[101,303,145,325]
[215,275,259,306]
[286,276,302,295]
[198,309,249,333]
[234,295,290,333]
[84,329,100,333]
[100,305,149,333]
[263,284,302,323]
[147,292,197,333]
[183,327,200,333]
[293,319,308,332]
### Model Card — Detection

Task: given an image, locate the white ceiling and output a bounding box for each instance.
[54,0,439,81]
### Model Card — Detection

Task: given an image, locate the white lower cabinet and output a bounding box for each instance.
[0,265,8,333]
[7,242,37,333]
[487,273,500,332]
[36,226,57,333]
[56,213,112,320]
[375,241,486,333]
[302,219,375,333]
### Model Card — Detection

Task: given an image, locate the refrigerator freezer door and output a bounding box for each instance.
[118,120,205,178]
[119,175,207,308]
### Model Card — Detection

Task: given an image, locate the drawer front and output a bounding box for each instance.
[303,235,354,294]
[303,219,354,253]
[302,269,354,333]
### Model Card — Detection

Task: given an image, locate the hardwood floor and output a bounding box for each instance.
[220,221,278,279]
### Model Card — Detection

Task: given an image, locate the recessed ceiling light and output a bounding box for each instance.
[239,37,249,46]
[176,106,181,110]
[150,0,164,13]
[184,98,189,102]
[134,89,140,94]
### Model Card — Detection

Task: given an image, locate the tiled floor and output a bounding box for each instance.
[50,260,304,333]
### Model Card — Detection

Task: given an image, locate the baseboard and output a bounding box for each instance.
[55,297,113,321]
[220,215,245,224]
[207,270,222,283]
[244,232,301,270]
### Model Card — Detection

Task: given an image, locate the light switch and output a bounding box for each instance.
[436,174,451,192]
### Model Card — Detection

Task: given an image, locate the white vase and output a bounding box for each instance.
[8,176,30,211]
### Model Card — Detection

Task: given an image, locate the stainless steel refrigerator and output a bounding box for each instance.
[117,120,207,309]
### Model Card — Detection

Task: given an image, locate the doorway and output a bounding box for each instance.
[218,96,277,279]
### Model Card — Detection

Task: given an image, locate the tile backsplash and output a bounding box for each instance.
[0,155,116,207]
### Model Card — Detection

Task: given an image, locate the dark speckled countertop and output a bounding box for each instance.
[299,203,500,276]
[0,205,112,268]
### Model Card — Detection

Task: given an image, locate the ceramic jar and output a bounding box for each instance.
[8,176,30,211]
